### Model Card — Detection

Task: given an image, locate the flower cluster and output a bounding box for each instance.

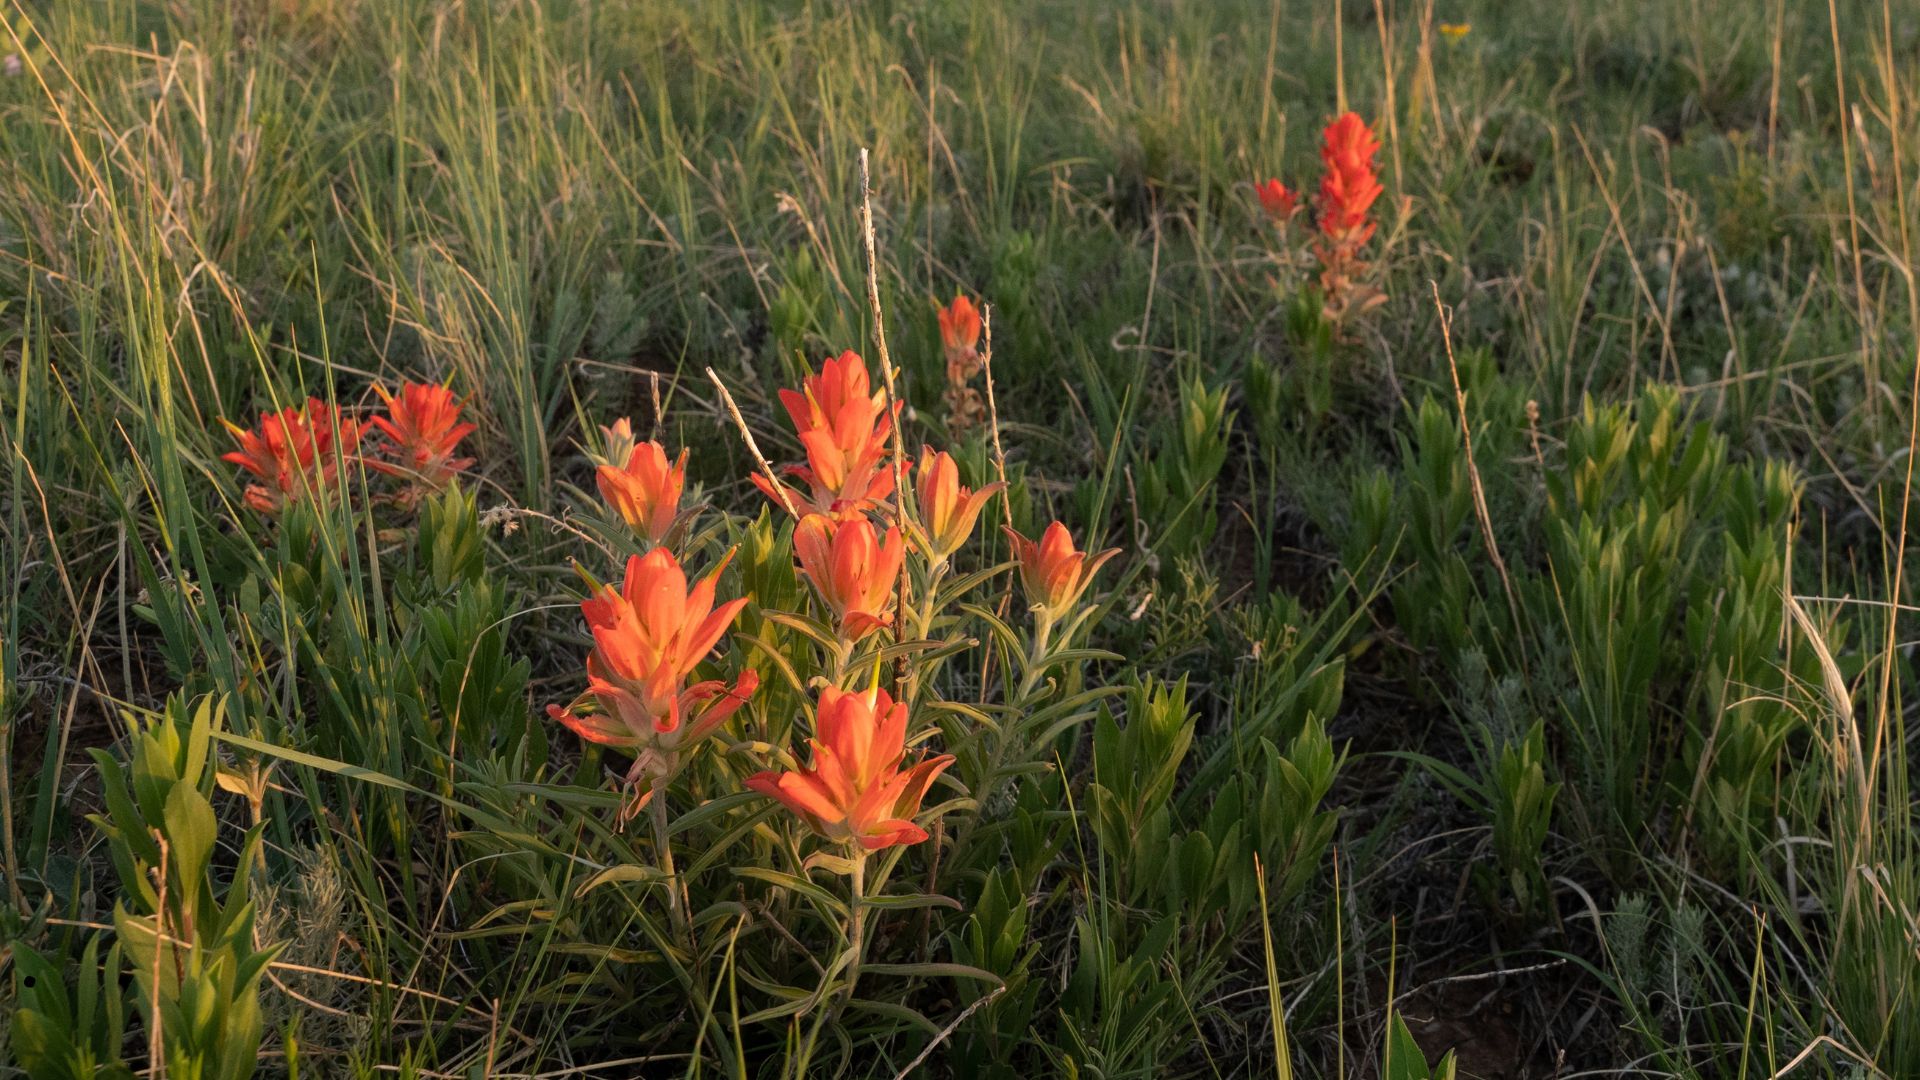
[598,441,688,545]
[220,399,365,514]
[545,345,1111,877]
[221,381,475,515]
[368,382,477,501]
[795,512,904,643]
[1255,111,1388,324]
[1313,112,1386,320]
[1006,520,1120,622]
[1255,178,1298,226]
[913,447,1001,564]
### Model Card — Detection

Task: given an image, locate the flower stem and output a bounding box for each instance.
[905,561,949,706]
[1017,608,1054,701]
[954,610,1058,863]
[915,560,948,640]
[828,638,853,687]
[651,778,690,946]
[843,849,869,1003]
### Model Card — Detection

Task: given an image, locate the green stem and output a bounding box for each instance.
[955,610,1058,863]
[915,560,948,641]
[651,778,690,946]
[905,561,949,706]
[827,637,854,686]
[842,849,869,1004]
[1016,608,1054,701]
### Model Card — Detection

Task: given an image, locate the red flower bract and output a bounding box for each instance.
[1315,112,1383,246]
[746,685,953,851]
[793,513,904,643]
[220,398,365,514]
[936,294,982,367]
[1005,521,1120,619]
[752,350,899,519]
[1255,178,1298,224]
[913,448,1002,562]
[597,440,687,544]
[368,381,475,491]
[545,548,757,783]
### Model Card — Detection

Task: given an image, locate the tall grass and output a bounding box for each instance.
[2,0,1918,1074]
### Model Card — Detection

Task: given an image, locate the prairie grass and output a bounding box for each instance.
[2,0,1919,1075]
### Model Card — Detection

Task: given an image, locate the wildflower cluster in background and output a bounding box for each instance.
[367,382,476,502]
[1255,110,1388,325]
[221,399,366,514]
[1313,112,1387,322]
[936,293,986,435]
[220,381,476,515]
[1255,178,1298,226]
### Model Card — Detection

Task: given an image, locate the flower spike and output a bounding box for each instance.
[746,686,953,851]
[221,398,366,514]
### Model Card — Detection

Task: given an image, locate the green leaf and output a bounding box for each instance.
[667,790,763,837]
[1385,1012,1438,1080]
[162,784,217,903]
[733,866,848,916]
[859,892,963,912]
[215,730,432,797]
[802,850,860,876]
[859,961,1004,984]
[573,863,668,899]
[848,997,941,1034]
[181,696,217,792]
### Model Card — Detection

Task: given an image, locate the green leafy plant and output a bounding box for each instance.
[7,936,134,1080]
[86,696,280,1080]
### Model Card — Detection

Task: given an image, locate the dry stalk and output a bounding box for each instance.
[858,148,914,692]
[705,366,798,518]
[1431,282,1526,670]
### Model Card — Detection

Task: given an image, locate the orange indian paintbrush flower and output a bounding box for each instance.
[1315,112,1383,247]
[367,381,476,490]
[1005,521,1121,618]
[597,440,687,544]
[751,350,898,519]
[935,294,987,435]
[913,448,1003,562]
[793,513,904,642]
[746,685,953,851]
[1309,112,1388,323]
[220,398,365,514]
[936,294,982,370]
[545,548,758,785]
[1255,178,1298,224]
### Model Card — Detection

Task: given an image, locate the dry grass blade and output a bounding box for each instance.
[707,366,798,518]
[858,146,914,689]
[1432,282,1526,669]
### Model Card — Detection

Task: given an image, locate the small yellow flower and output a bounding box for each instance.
[1439,22,1471,43]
